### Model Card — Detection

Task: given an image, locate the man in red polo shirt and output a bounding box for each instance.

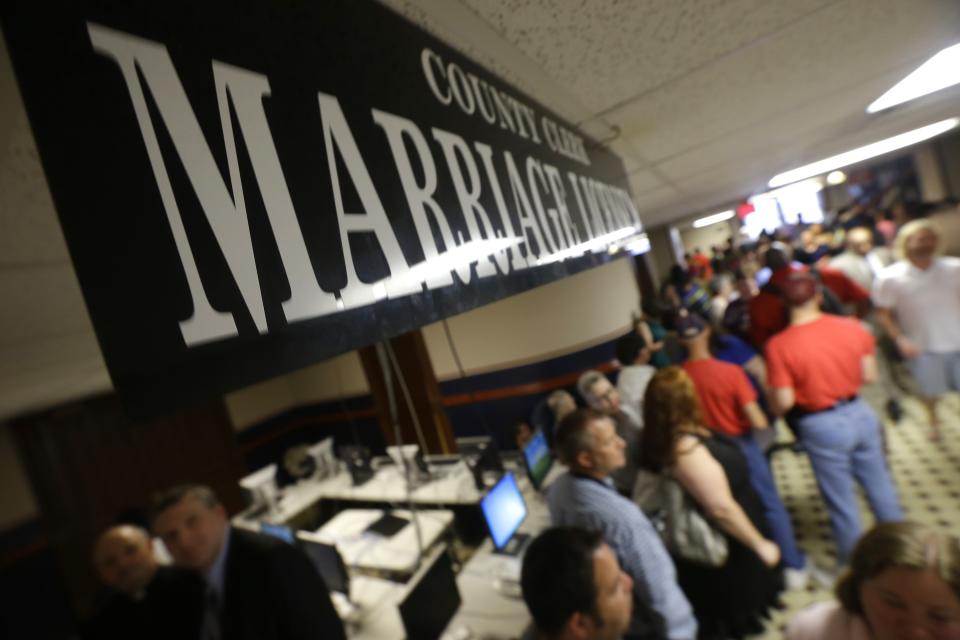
[765,272,902,566]
[677,313,808,587]
[748,243,870,349]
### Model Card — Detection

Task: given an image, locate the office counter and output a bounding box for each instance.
[307,508,455,578]
[233,459,564,638]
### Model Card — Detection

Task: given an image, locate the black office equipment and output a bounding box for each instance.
[365,512,409,537]
[398,547,461,639]
[339,445,374,486]
[456,436,504,490]
[387,444,432,486]
[297,537,350,596]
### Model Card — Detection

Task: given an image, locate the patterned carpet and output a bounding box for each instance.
[754,392,960,638]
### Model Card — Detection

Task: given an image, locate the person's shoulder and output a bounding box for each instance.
[822,314,867,334]
[676,432,706,452]
[152,565,204,593]
[228,527,296,566]
[570,475,634,510]
[876,260,910,281]
[686,357,737,377]
[619,364,654,381]
[937,256,960,271]
[816,263,846,277]
[232,528,320,584]
[550,475,634,523]
[765,327,791,352]
[829,252,853,267]
[786,601,868,640]
[719,333,751,349]
[230,526,276,550]
[707,357,741,374]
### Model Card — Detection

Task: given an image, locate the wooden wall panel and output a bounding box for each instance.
[10,393,246,618]
[359,330,455,455]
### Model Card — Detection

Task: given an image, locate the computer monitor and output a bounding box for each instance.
[297,534,350,596]
[307,437,336,480]
[398,546,461,639]
[522,429,553,490]
[480,472,528,554]
[260,522,295,545]
[239,464,279,514]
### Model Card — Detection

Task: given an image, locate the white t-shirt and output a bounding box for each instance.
[617,365,656,422]
[872,256,960,352]
[830,252,875,291]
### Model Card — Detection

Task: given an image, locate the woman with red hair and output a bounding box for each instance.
[638,367,782,638]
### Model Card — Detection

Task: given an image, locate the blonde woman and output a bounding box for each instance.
[787,521,960,640]
[873,217,960,441]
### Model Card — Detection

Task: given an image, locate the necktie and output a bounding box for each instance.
[202,585,221,640]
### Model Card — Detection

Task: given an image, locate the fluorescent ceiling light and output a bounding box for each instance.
[768,118,959,188]
[692,210,734,229]
[868,43,960,113]
[768,178,824,198]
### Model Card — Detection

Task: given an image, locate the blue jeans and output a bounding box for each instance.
[796,398,903,564]
[735,434,806,569]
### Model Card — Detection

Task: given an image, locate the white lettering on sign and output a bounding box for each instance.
[89,23,641,347]
[421,48,545,149]
[88,23,340,346]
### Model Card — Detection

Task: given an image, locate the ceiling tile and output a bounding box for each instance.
[458,0,837,113]
[607,0,960,163]
[0,264,94,345]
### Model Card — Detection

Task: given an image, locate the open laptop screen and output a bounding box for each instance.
[523,429,553,489]
[398,548,461,639]
[297,536,350,596]
[259,522,295,545]
[480,472,527,551]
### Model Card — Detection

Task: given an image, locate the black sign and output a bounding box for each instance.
[1,0,642,417]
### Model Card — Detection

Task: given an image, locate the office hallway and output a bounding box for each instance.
[756,393,960,638]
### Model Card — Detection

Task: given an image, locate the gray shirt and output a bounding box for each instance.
[547,472,697,639]
[610,409,642,495]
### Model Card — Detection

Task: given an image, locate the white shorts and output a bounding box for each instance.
[908,351,960,398]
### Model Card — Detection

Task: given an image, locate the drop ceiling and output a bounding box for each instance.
[384,0,960,226]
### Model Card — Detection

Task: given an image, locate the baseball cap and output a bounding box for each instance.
[675,313,707,340]
[783,272,818,306]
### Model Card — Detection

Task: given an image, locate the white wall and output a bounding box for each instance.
[286,352,369,405]
[424,258,639,379]
[225,352,370,431]
[679,219,734,256]
[915,144,947,202]
[224,377,297,432]
[225,258,641,428]
[938,132,960,198]
[646,225,676,287]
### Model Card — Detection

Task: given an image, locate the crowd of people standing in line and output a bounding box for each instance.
[518,199,960,638]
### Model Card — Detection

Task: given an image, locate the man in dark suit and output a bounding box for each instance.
[151,484,346,640]
[83,524,203,640]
